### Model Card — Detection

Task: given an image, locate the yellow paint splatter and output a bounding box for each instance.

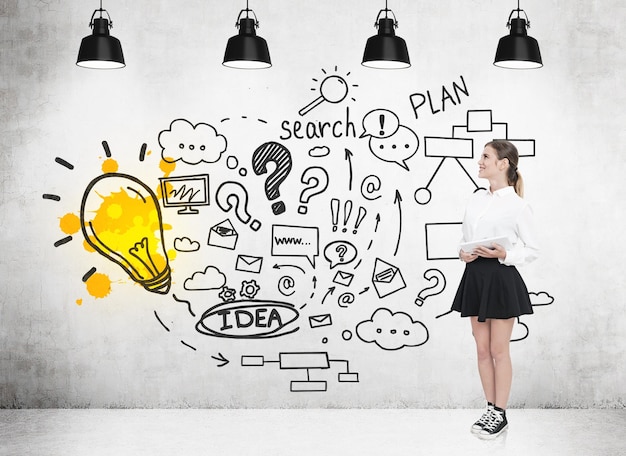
[76,298,83,306]
[159,157,176,177]
[102,158,119,174]
[83,239,96,252]
[85,273,112,299]
[85,187,170,286]
[59,213,81,235]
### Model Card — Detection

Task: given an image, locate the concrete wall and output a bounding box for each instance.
[1,0,624,408]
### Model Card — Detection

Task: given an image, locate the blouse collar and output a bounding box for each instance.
[487,185,515,197]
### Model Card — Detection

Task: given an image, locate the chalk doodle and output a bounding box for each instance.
[81,173,172,295]
[235,255,263,274]
[360,108,419,170]
[158,118,227,165]
[356,308,429,351]
[271,224,319,267]
[298,167,329,215]
[414,269,447,306]
[215,182,262,231]
[252,141,293,215]
[298,66,357,117]
[196,300,300,339]
[208,219,239,250]
[174,237,201,252]
[324,240,358,269]
[371,258,406,298]
[184,265,226,291]
[241,352,359,392]
[414,109,535,205]
[159,174,210,215]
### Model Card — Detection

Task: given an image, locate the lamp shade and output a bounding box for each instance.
[77,18,125,69]
[362,17,410,69]
[223,17,271,69]
[494,18,542,69]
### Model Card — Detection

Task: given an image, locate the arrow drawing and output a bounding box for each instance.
[273,264,306,274]
[211,352,230,367]
[393,190,403,256]
[322,286,336,304]
[345,148,354,191]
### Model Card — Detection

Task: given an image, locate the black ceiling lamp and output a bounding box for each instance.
[76,0,125,69]
[223,0,271,69]
[494,1,543,69]
[362,0,410,69]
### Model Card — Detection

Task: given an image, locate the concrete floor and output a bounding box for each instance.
[1,409,624,456]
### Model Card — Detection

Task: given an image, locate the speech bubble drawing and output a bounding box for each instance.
[324,240,357,269]
[158,119,227,165]
[369,125,419,171]
[360,109,400,139]
[271,224,319,267]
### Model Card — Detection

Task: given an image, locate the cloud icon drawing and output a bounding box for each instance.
[159,118,227,165]
[529,291,554,306]
[184,266,226,291]
[356,308,429,351]
[174,237,200,252]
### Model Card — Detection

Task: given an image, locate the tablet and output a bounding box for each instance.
[459,236,513,253]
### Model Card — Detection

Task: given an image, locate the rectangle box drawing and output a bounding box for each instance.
[425,222,463,260]
[279,352,330,369]
[290,380,328,392]
[241,355,265,367]
[424,137,473,158]
[494,138,536,157]
[466,110,493,132]
[338,372,359,383]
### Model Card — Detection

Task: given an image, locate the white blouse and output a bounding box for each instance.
[459,186,540,267]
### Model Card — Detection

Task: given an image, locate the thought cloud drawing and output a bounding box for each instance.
[529,291,554,306]
[159,119,227,165]
[356,308,429,351]
[184,265,227,291]
[174,237,201,252]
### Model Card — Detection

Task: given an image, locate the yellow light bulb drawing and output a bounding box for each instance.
[80,173,171,295]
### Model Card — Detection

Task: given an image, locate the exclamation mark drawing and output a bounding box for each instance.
[342,200,353,233]
[353,207,367,234]
[331,198,340,232]
[379,113,385,136]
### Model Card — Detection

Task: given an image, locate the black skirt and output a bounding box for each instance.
[451,257,533,322]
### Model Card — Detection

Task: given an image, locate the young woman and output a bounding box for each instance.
[451,140,539,439]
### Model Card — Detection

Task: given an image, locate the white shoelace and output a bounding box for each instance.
[482,411,504,432]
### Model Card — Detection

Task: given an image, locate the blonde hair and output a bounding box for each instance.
[485,140,524,197]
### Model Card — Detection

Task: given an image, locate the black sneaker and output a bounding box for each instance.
[478,409,508,439]
[470,404,495,433]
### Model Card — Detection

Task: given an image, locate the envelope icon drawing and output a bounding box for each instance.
[333,270,354,287]
[208,219,238,250]
[309,313,332,329]
[372,258,406,298]
[236,254,263,274]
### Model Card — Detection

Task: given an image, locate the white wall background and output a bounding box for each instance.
[1,0,624,408]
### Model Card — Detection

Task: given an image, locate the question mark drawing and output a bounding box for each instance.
[298,167,329,215]
[252,141,293,215]
[215,181,261,231]
[415,269,446,306]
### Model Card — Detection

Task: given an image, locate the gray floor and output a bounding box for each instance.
[1,409,624,455]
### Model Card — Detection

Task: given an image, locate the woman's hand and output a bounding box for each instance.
[459,250,478,263]
[473,243,507,260]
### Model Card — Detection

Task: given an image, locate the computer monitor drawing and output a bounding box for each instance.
[159,174,210,215]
